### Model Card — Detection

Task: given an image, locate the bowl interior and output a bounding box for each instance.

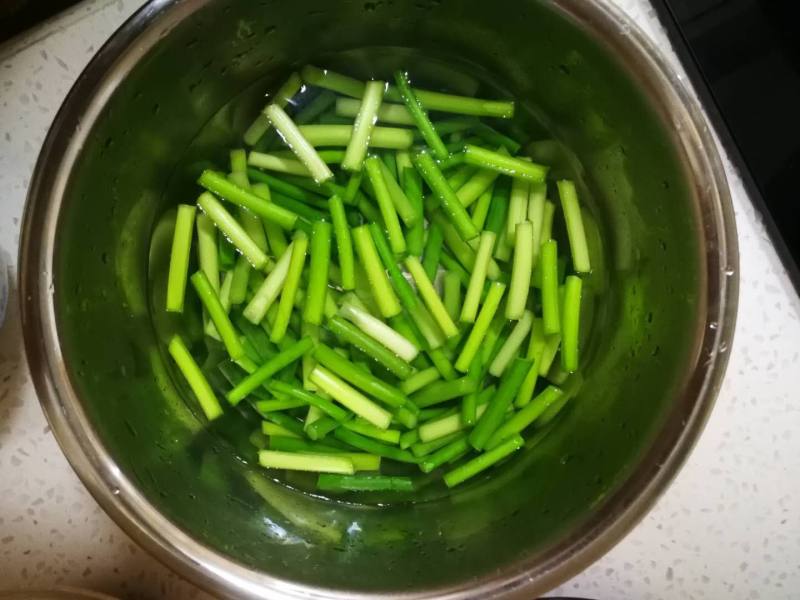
[49,0,706,595]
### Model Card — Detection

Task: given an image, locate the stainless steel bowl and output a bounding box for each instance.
[19,0,737,598]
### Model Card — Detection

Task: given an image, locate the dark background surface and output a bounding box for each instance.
[0,0,83,43]
[652,0,800,291]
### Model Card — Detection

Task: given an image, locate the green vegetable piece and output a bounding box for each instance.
[413,151,479,242]
[557,180,591,273]
[310,366,393,430]
[393,70,449,160]
[456,163,501,208]
[506,221,534,319]
[444,435,524,487]
[270,231,309,343]
[195,211,220,291]
[267,380,349,422]
[420,436,471,473]
[243,72,302,146]
[298,124,414,149]
[168,335,223,421]
[422,222,444,282]
[304,221,332,325]
[405,256,459,338]
[352,226,401,318]
[227,337,314,405]
[190,271,244,360]
[342,80,386,172]
[301,65,365,98]
[489,310,534,377]
[443,271,462,323]
[317,474,413,492]
[198,170,299,231]
[463,145,547,182]
[258,450,354,474]
[488,385,564,448]
[326,317,413,379]
[410,376,477,409]
[460,230,496,323]
[469,358,532,450]
[166,204,196,313]
[470,186,494,231]
[385,85,514,118]
[243,242,294,324]
[342,419,402,444]
[540,239,561,335]
[329,195,355,290]
[560,275,583,373]
[333,428,419,464]
[364,156,406,254]
[265,104,333,183]
[378,159,419,226]
[455,281,506,372]
[335,97,415,125]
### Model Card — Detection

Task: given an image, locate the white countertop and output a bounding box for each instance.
[1,1,798,598]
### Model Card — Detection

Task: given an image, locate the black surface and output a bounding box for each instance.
[0,0,84,44]
[652,0,800,291]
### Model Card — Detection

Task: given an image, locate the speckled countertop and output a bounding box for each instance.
[0,1,798,598]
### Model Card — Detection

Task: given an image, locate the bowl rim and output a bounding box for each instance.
[18,0,738,598]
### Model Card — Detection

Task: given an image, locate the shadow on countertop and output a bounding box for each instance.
[0,258,30,446]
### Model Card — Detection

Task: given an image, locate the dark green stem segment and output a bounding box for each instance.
[393,70,449,161]
[444,434,524,487]
[329,195,355,290]
[333,428,419,464]
[262,412,306,438]
[351,225,402,318]
[412,151,479,242]
[190,271,244,361]
[462,145,548,182]
[560,275,582,373]
[403,166,426,256]
[326,316,413,379]
[438,252,470,287]
[227,337,314,405]
[411,430,461,459]
[313,343,407,408]
[427,347,458,381]
[266,380,350,422]
[197,169,299,230]
[420,435,470,473]
[168,335,223,421]
[411,377,478,408]
[247,168,325,205]
[485,180,510,235]
[317,474,414,492]
[270,231,308,343]
[165,204,196,313]
[540,239,561,335]
[422,222,444,281]
[303,220,332,325]
[269,435,342,454]
[487,385,564,448]
[367,223,430,327]
[306,416,340,441]
[364,156,407,254]
[469,358,532,450]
